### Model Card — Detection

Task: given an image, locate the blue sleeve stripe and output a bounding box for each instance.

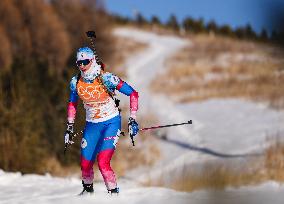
[118,82,135,96]
[69,91,79,102]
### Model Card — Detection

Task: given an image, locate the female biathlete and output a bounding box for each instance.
[64,47,139,195]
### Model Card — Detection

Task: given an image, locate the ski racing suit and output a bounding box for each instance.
[67,71,138,190]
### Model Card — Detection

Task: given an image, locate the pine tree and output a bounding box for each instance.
[206,20,217,33]
[151,15,161,25]
[135,12,146,25]
[167,14,179,31]
[219,25,233,36]
[182,17,195,32]
[260,28,268,41]
[244,24,257,39]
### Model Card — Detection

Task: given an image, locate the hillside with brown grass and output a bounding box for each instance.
[144,31,284,192]
[152,33,284,109]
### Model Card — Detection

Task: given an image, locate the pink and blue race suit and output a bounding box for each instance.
[67,71,138,190]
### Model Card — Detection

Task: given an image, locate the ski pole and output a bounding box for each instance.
[140,120,192,131]
[127,120,193,146]
[128,132,135,147]
[64,120,193,153]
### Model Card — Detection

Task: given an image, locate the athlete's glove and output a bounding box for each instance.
[64,122,74,145]
[128,117,139,137]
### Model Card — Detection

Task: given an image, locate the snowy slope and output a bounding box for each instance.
[1,27,284,204]
[0,170,191,204]
[114,28,284,183]
[2,170,284,204]
[0,28,195,204]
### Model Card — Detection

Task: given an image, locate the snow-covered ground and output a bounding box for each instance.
[114,28,284,183]
[1,170,284,204]
[0,170,191,204]
[1,27,284,204]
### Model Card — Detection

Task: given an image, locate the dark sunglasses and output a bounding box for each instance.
[76,59,91,66]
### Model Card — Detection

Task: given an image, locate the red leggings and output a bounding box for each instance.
[81,149,117,190]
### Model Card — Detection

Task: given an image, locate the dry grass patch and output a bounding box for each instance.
[40,157,80,177]
[265,139,284,181]
[152,33,284,109]
[142,157,265,192]
[170,159,264,192]
[144,136,284,192]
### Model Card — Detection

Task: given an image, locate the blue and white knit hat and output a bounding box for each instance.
[76,47,94,61]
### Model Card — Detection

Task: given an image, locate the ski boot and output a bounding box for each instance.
[79,181,94,196]
[108,187,119,195]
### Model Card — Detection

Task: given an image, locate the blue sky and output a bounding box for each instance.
[104,0,284,34]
